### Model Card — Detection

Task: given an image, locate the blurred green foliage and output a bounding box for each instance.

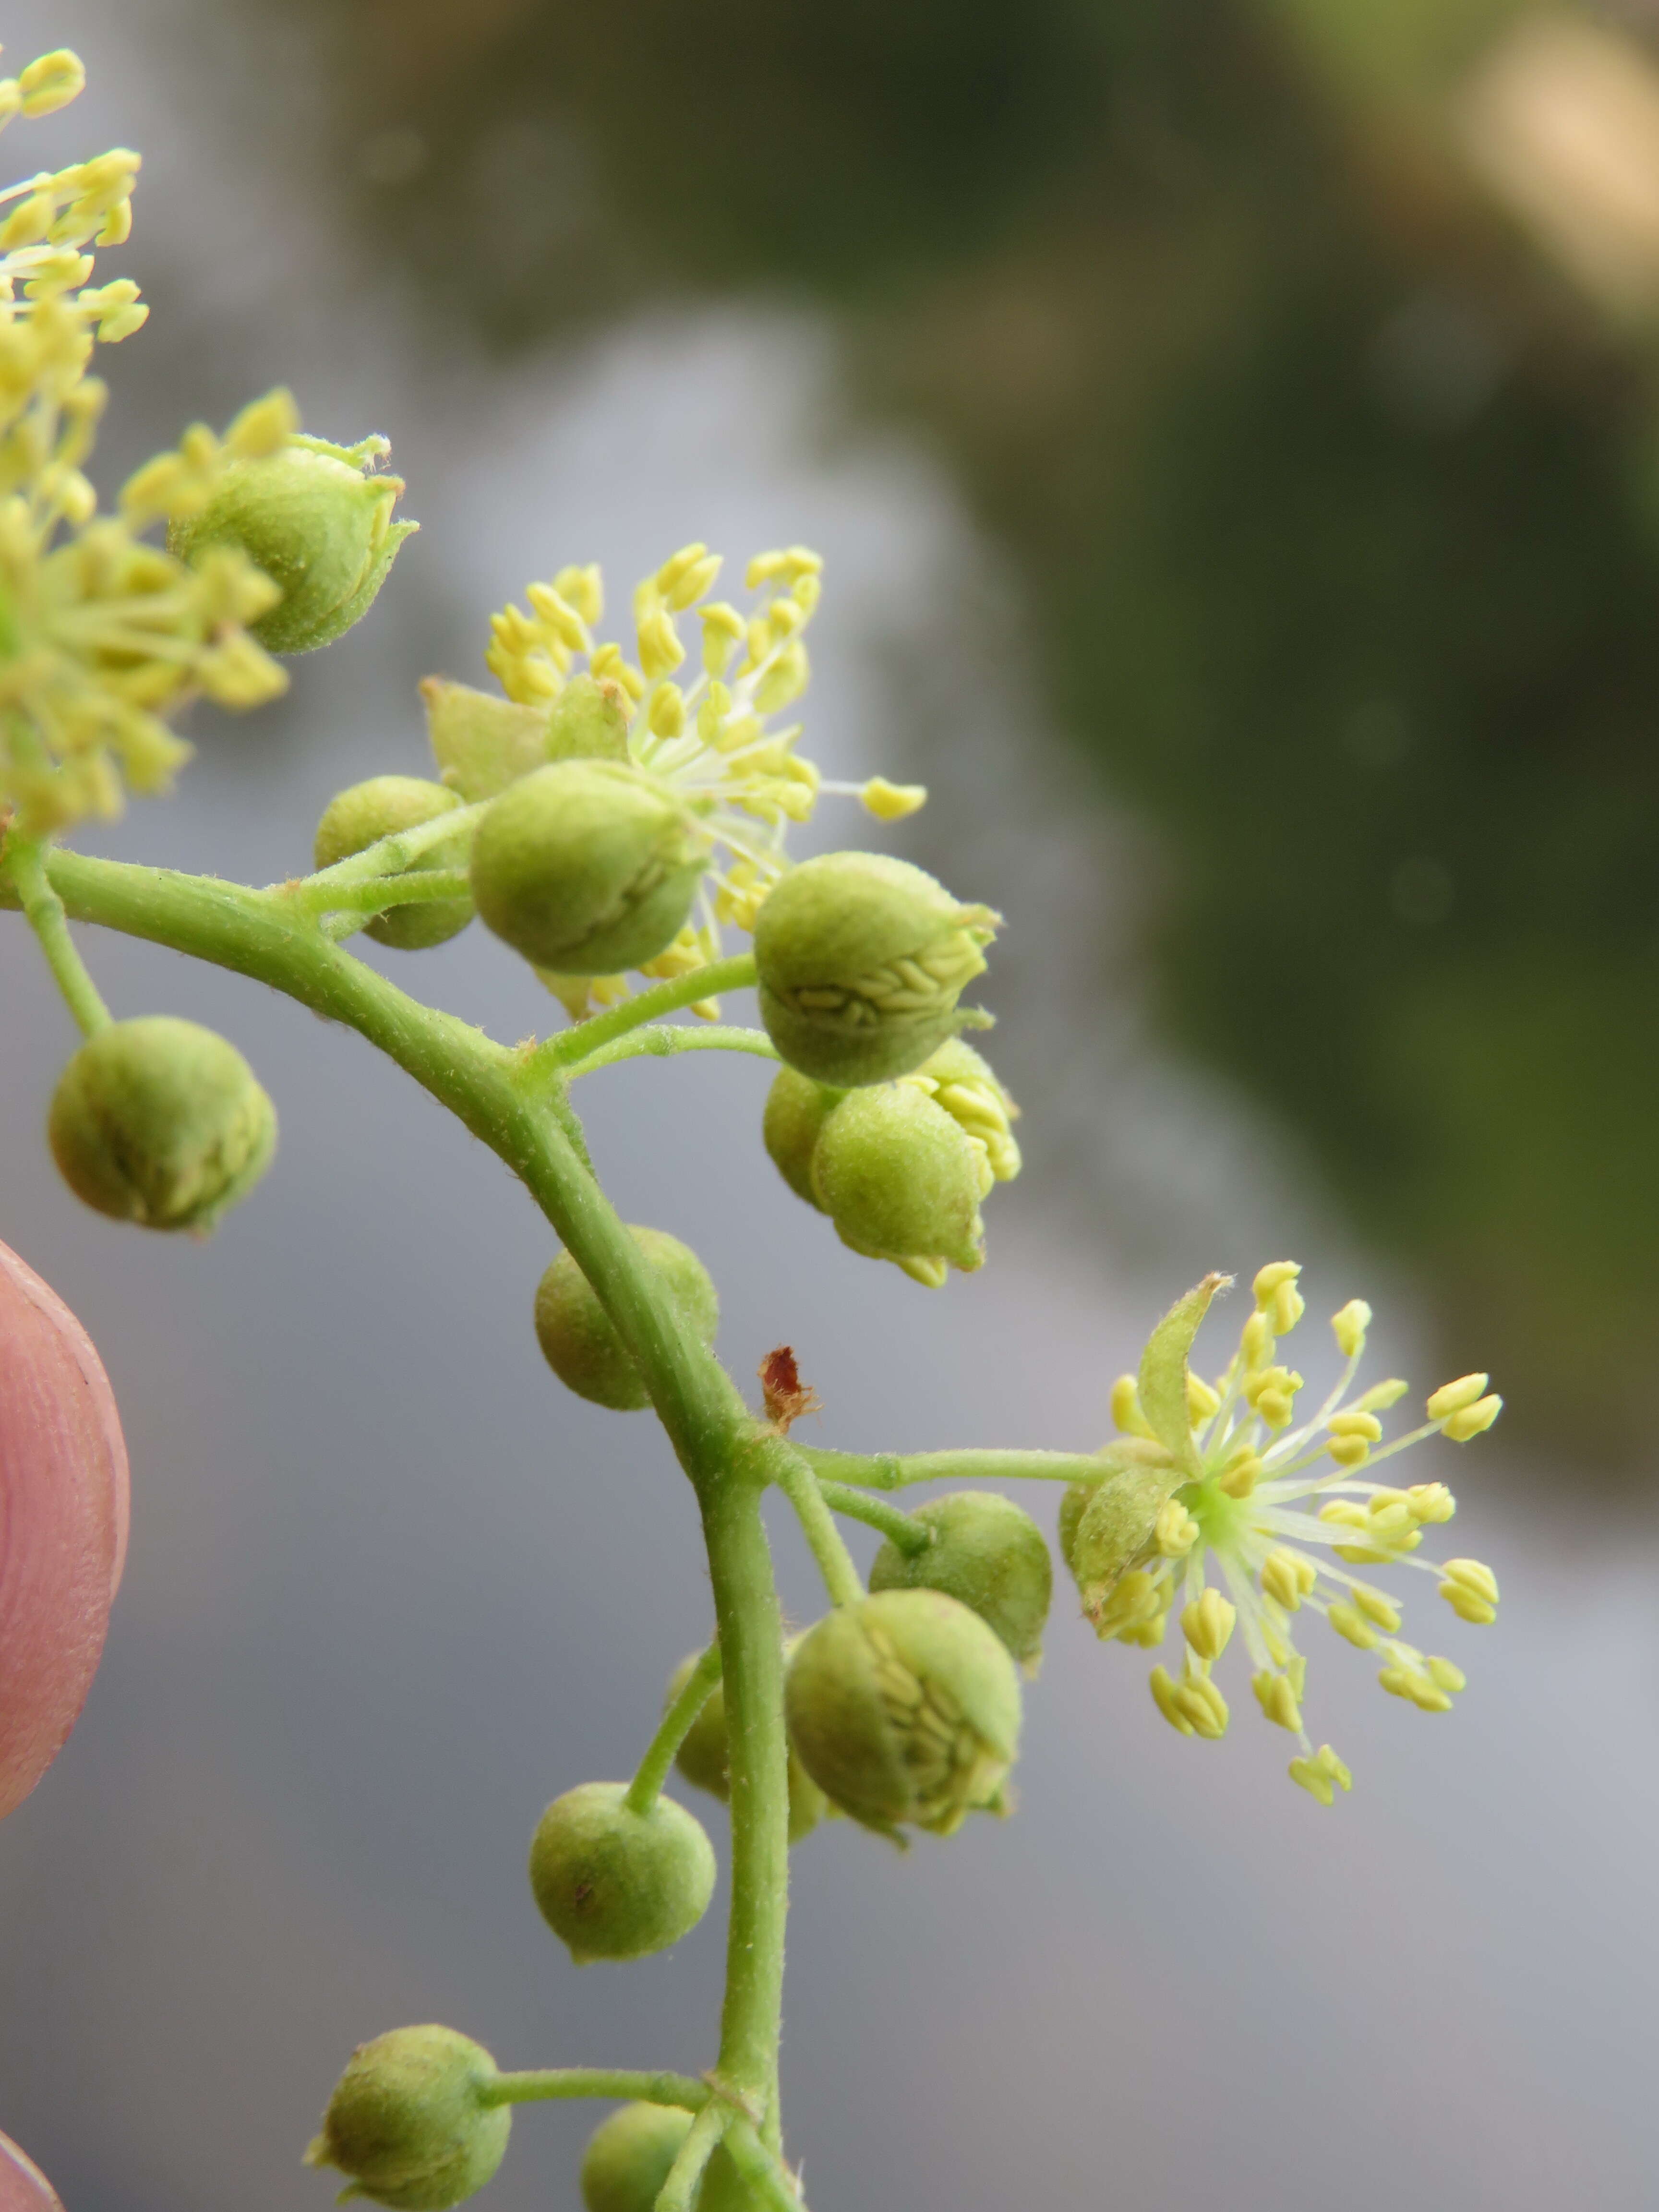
[285,0,1659,1462]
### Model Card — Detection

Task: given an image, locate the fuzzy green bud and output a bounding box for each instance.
[313,776,474,950]
[1062,1443,1182,1634]
[528,1782,716,1964]
[533,1227,719,1412]
[784,1589,1022,1839]
[470,760,708,974]
[665,1646,828,1842]
[48,1017,276,1232]
[754,851,998,1086]
[169,434,415,654]
[577,2105,749,2212]
[868,1492,1052,1673]
[303,2025,510,2211]
[760,1067,842,1210]
[809,1082,989,1286]
[903,1038,1022,1182]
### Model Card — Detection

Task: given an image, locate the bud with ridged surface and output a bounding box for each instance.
[303,2025,509,2211]
[868,1491,1052,1672]
[809,1082,989,1286]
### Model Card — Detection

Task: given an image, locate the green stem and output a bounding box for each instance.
[567,1023,777,1079]
[6,834,111,1037]
[767,1440,865,1606]
[626,1642,721,1816]
[815,1479,928,1553]
[533,952,757,1076]
[797,1445,1109,1489]
[285,802,488,902]
[656,2102,726,2212]
[482,2068,707,2111]
[1,843,794,2161]
[723,2118,806,2209]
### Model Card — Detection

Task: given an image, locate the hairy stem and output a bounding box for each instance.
[8,834,111,1037]
[769,1442,865,1606]
[815,1479,929,1553]
[535,952,758,1076]
[626,1642,721,1816]
[483,2069,708,2111]
[798,1444,1109,1489]
[656,2102,726,2212]
[566,1023,778,1078]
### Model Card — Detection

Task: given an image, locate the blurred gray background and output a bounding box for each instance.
[3,4,1658,2208]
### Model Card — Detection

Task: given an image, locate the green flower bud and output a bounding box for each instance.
[754,851,998,1086]
[760,1067,842,1211]
[868,1492,1052,1673]
[578,2105,750,2212]
[303,2024,510,2211]
[533,1227,719,1412]
[313,776,474,950]
[665,1646,828,1842]
[809,1082,989,1287]
[784,1589,1022,1839]
[528,1781,716,1964]
[1061,1442,1181,1634]
[48,1017,276,1232]
[470,761,708,974]
[169,434,416,655]
[903,1038,1022,1182]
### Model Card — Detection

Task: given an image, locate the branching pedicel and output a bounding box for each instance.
[0,52,1504,2212]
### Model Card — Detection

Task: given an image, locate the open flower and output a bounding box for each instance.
[0,47,290,833]
[434,543,927,1017]
[1071,1264,1502,1803]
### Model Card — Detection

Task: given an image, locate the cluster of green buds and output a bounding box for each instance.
[1059,1263,1503,1803]
[763,1035,1021,1286]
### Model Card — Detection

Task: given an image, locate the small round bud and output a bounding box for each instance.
[313,776,474,950]
[809,1082,988,1285]
[528,1781,716,1963]
[784,1589,1022,1838]
[760,1067,842,1210]
[534,1227,718,1412]
[304,2024,510,2211]
[754,851,998,1086]
[665,1647,828,1842]
[169,436,415,654]
[470,761,708,974]
[48,1017,276,1233]
[577,2105,749,2212]
[868,1492,1052,1672]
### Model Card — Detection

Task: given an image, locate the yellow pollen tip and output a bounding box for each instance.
[1217,1449,1261,1498]
[1331,1298,1372,1356]
[1289,1745,1352,1805]
[1181,1587,1235,1662]
[1252,1260,1301,1308]
[860,775,927,821]
[1426,1372,1490,1420]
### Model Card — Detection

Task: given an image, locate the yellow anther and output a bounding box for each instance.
[1438,1559,1498,1623]
[1217,1449,1261,1499]
[224,386,299,458]
[757,640,809,713]
[1379,1665,1453,1714]
[1289,1744,1352,1806]
[1154,1499,1199,1558]
[1185,1372,1220,1424]
[589,642,645,700]
[1181,1587,1235,1662]
[1271,1281,1305,1334]
[1427,1372,1490,1421]
[1326,1601,1379,1650]
[859,774,927,821]
[1260,1549,1315,1612]
[1444,1392,1502,1443]
[1327,1435,1371,1468]
[1150,1666,1192,1736]
[1255,1389,1293,1431]
[525,581,588,653]
[1252,1670,1302,1732]
[648,682,685,738]
[1253,1260,1301,1308]
[1172,1668,1229,1740]
[18,49,85,118]
[1331,1298,1372,1357]
[636,605,684,682]
[656,540,711,597]
[1348,1585,1401,1631]
[745,545,822,589]
[1329,1410,1383,1443]
[1424,1656,1466,1693]
[1120,1610,1168,1649]
[553,564,603,625]
[1110,1373,1154,1438]
[1245,1365,1302,1427]
[1353,1377,1408,1413]
[1406,1482,1455,1524]
[1241,1311,1273,1370]
[1092,1568,1167,1642]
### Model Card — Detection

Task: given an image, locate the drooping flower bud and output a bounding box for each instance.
[578,2105,748,2212]
[868,1492,1052,1673]
[809,1082,989,1286]
[0,1239,129,1824]
[784,1589,1022,1839]
[303,2025,510,2211]
[533,1227,719,1412]
[48,1017,276,1232]
[313,776,475,950]
[168,433,416,655]
[665,1644,828,1841]
[753,851,998,1086]
[760,1066,842,1210]
[470,760,709,974]
[528,1782,716,1963]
